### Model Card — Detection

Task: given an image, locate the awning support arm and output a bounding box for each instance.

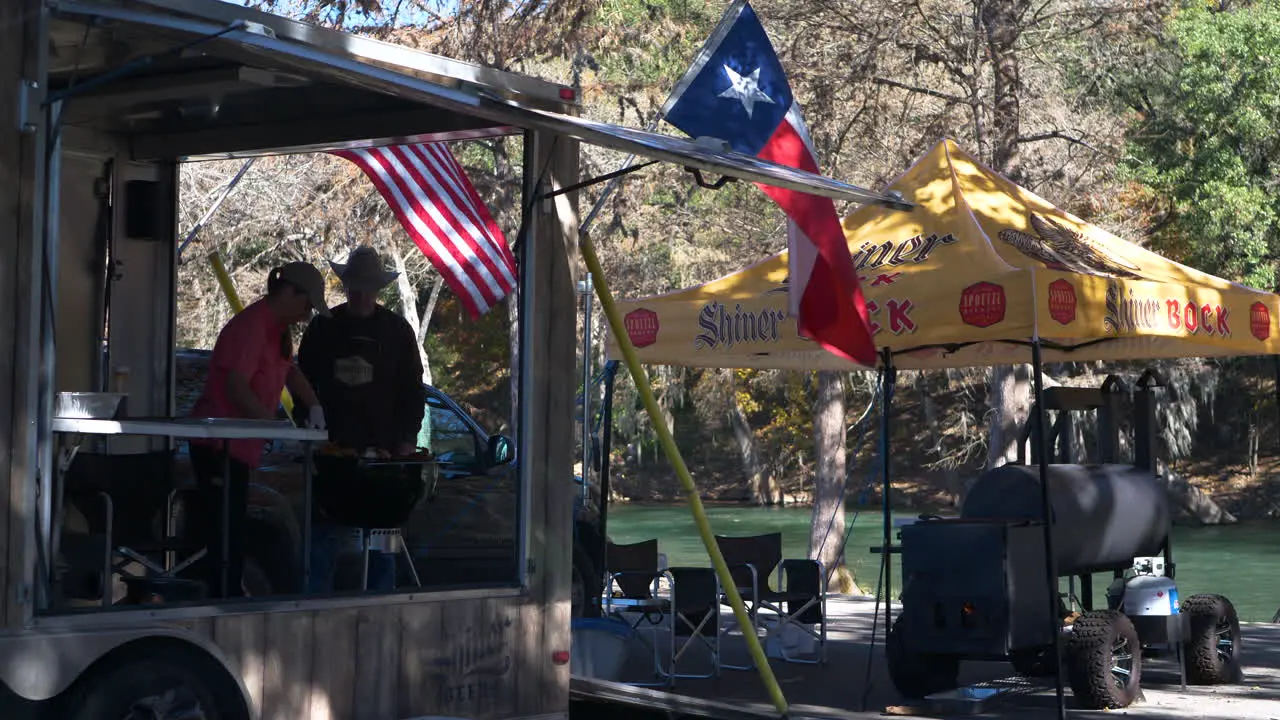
[538,159,661,201]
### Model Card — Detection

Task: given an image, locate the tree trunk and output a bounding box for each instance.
[981,0,1024,179]
[811,370,854,592]
[1163,465,1237,525]
[417,276,443,387]
[920,374,962,507]
[986,364,1033,470]
[726,369,769,505]
[390,245,431,385]
[507,282,520,440]
[979,0,1036,474]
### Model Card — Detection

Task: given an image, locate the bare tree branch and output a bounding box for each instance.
[871,76,968,105]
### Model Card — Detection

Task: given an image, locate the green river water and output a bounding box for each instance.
[606,504,1280,622]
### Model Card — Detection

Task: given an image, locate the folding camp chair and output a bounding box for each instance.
[714,532,827,668]
[602,539,670,686]
[658,566,722,686]
[61,451,208,606]
[604,539,669,622]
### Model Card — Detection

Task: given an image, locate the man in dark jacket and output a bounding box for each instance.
[299,245,426,593]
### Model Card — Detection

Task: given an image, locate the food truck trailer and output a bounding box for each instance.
[0,1,907,718]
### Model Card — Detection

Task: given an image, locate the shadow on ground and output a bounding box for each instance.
[573,597,1280,720]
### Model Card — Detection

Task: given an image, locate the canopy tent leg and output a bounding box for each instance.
[879,350,897,634]
[1031,340,1069,720]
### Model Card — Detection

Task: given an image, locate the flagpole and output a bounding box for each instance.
[579,233,792,718]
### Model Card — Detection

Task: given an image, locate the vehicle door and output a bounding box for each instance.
[406,387,518,581]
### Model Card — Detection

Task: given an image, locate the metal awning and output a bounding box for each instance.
[47,0,912,210]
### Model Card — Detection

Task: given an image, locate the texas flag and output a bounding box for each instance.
[661,0,877,367]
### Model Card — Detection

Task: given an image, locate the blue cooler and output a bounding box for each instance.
[570,617,636,681]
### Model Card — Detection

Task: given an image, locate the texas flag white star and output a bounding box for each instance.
[718,65,775,118]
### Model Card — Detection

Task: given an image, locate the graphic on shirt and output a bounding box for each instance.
[334,355,375,387]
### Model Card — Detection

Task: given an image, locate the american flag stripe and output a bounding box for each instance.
[388,146,511,301]
[376,146,507,302]
[330,142,517,318]
[333,147,496,310]
[408,144,515,289]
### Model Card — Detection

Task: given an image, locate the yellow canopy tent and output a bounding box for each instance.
[608,138,1280,369]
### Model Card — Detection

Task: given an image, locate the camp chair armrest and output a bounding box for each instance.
[779,558,826,598]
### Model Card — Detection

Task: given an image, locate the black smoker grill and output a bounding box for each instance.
[887,371,1241,710]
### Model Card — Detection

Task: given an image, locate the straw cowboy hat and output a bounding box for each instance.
[329,246,399,291]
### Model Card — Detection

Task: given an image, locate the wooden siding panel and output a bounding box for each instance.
[309,608,358,720]
[262,611,315,720]
[213,613,268,717]
[354,604,402,720]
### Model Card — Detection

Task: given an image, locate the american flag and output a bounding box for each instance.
[330,142,517,319]
[661,0,877,367]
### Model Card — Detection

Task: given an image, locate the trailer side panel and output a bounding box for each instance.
[2,0,48,631]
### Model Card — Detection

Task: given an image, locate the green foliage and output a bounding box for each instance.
[593,0,720,87]
[1119,0,1280,288]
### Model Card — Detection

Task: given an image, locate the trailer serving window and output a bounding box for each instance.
[32,0,905,619]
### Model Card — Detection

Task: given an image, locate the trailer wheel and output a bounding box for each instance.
[64,643,248,720]
[886,617,959,699]
[1065,610,1142,709]
[1182,593,1241,685]
[1009,646,1058,677]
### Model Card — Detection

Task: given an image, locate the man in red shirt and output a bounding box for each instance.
[189,262,329,598]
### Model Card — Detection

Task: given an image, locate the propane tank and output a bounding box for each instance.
[1122,574,1180,616]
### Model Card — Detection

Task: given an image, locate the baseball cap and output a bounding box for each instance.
[274,262,332,317]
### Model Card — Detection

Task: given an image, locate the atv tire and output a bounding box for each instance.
[1065,610,1142,709]
[886,617,959,699]
[1182,593,1241,685]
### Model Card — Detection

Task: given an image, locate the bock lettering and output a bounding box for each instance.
[867,298,918,336]
[886,299,916,334]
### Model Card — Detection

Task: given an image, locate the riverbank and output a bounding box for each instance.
[606,452,1280,522]
[604,503,1280,622]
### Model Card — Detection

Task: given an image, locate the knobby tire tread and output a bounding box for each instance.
[1065,610,1141,710]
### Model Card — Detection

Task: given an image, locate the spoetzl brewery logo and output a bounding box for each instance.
[1104,280,1231,336]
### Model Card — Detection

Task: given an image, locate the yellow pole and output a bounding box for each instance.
[580,234,790,718]
[207,251,296,417]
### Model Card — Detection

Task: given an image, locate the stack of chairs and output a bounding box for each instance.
[602,539,721,686]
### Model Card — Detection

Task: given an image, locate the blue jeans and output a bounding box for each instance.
[307,524,396,593]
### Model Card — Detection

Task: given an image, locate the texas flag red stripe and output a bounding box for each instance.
[754,114,875,366]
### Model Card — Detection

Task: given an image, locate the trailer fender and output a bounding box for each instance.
[0,624,253,713]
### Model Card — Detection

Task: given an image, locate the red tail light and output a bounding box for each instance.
[552,650,570,665]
